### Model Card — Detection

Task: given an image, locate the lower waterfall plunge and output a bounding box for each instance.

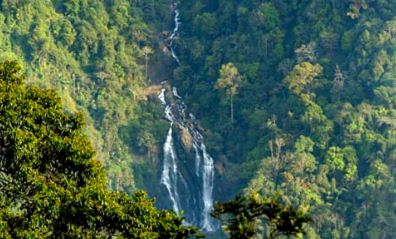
[158,87,215,231]
[160,126,181,214]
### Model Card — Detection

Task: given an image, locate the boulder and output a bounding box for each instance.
[178,125,193,152]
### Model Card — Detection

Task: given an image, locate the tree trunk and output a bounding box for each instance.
[145,55,148,79]
[230,94,234,124]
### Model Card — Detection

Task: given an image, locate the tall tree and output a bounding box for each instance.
[142,46,153,80]
[215,63,242,124]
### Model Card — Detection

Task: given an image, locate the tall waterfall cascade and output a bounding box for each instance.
[158,3,215,232]
[158,87,215,232]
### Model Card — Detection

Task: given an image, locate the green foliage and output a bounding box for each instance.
[170,0,396,237]
[0,0,174,192]
[0,61,199,239]
[216,63,242,97]
[215,63,243,124]
[4,0,396,238]
[212,193,310,239]
[284,62,322,96]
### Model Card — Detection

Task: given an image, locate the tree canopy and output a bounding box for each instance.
[0,61,199,239]
[212,193,310,239]
[2,0,396,238]
[215,63,243,124]
[170,0,396,238]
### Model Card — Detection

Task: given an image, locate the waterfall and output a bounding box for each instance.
[158,3,216,231]
[201,143,215,231]
[159,87,215,231]
[160,126,181,214]
[172,87,182,99]
[168,4,181,65]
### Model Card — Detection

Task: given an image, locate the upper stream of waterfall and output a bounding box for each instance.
[168,4,181,65]
[158,3,215,232]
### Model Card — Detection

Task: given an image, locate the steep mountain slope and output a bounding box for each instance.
[170,0,396,238]
[0,0,172,194]
[2,0,396,238]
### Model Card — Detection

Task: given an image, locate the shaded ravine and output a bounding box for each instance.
[158,2,215,231]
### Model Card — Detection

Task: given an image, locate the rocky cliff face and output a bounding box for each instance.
[156,84,216,231]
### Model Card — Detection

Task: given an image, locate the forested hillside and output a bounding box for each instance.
[0,0,173,193]
[0,61,199,238]
[172,0,396,238]
[1,0,396,238]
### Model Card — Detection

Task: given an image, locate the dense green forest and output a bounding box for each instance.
[173,0,396,238]
[0,0,174,193]
[0,61,199,238]
[0,61,309,238]
[1,0,396,238]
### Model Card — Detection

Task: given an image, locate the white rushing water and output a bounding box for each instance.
[161,127,181,213]
[172,86,182,99]
[158,3,215,231]
[193,144,201,176]
[201,143,215,231]
[158,88,167,105]
[168,4,181,65]
[159,87,215,231]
